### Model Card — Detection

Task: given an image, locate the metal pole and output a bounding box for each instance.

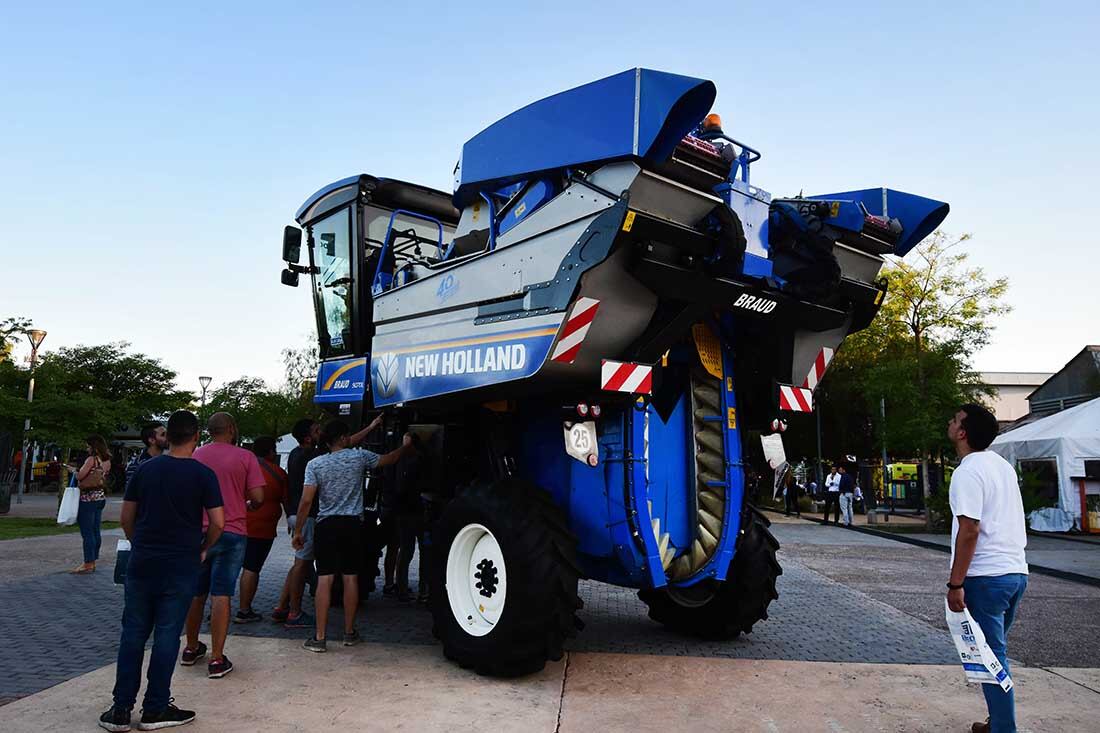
[815,396,823,487]
[15,336,44,504]
[881,396,890,514]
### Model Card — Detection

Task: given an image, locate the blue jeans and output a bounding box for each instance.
[112,568,197,712]
[77,499,105,563]
[195,531,247,597]
[964,573,1028,733]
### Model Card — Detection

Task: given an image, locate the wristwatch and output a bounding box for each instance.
[946,582,964,590]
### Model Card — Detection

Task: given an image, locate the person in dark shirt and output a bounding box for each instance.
[98,410,224,733]
[124,422,168,493]
[273,418,323,628]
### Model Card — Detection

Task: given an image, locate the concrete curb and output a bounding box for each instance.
[762,507,1100,588]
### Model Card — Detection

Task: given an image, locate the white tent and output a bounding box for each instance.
[990,397,1100,522]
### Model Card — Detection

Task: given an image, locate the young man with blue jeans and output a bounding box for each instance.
[99,410,224,732]
[946,404,1028,733]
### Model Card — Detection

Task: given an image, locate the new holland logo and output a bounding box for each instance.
[733,293,778,314]
[373,352,400,398]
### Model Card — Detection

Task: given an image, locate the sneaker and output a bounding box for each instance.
[343,630,361,647]
[179,642,206,666]
[284,611,314,629]
[234,609,262,624]
[271,607,289,623]
[98,705,132,732]
[382,583,397,597]
[207,655,233,679]
[137,701,195,730]
[303,636,327,653]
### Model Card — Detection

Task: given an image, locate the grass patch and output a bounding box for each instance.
[0,517,121,541]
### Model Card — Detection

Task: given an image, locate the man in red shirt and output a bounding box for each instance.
[235,436,286,623]
[182,413,265,679]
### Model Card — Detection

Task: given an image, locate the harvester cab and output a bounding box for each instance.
[280,68,948,676]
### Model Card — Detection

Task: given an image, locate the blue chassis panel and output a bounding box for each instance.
[518,319,745,591]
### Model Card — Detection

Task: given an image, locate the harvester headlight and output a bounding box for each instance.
[590,404,601,418]
[576,403,589,417]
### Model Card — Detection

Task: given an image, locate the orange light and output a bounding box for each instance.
[703,113,723,130]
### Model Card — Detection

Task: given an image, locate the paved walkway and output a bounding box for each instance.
[1,637,1098,732]
[890,531,1100,581]
[2,514,1098,730]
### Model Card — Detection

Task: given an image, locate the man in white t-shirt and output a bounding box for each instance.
[946,403,1028,733]
[822,466,842,524]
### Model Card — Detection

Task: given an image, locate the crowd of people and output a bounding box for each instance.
[780,459,863,526]
[94,409,431,731]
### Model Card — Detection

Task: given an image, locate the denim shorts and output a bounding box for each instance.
[195,531,247,597]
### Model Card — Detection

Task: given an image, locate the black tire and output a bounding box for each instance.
[638,506,781,639]
[430,478,582,676]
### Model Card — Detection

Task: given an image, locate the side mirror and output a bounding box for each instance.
[282,225,303,264]
[281,269,300,287]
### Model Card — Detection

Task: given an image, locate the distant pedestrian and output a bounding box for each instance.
[274,418,323,629]
[98,410,224,732]
[782,470,800,517]
[945,404,1028,733]
[822,465,841,525]
[183,413,265,679]
[235,436,287,623]
[294,416,411,653]
[125,423,169,492]
[839,465,856,526]
[73,435,112,574]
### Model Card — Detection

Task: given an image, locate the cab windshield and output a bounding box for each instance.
[311,207,353,356]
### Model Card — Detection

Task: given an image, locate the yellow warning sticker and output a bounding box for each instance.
[514,202,527,218]
[874,289,885,305]
[727,407,737,430]
[726,377,733,392]
[829,201,840,217]
[622,211,636,232]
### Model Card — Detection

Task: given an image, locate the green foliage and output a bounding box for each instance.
[1019,468,1057,514]
[0,316,33,360]
[205,376,302,440]
[0,342,193,450]
[813,232,1009,460]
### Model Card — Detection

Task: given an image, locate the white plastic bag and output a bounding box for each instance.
[945,600,1013,692]
[57,486,80,526]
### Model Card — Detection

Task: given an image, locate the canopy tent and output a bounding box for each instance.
[990,397,1100,523]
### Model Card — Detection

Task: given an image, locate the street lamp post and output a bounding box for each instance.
[15,329,47,505]
[198,376,212,428]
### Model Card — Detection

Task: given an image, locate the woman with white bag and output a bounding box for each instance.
[71,435,112,574]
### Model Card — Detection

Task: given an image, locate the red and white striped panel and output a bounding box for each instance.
[550,297,601,363]
[802,346,834,391]
[778,384,813,412]
[600,360,653,395]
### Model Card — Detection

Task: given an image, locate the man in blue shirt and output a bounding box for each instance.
[99,411,225,732]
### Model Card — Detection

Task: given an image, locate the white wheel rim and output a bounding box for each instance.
[446,523,507,637]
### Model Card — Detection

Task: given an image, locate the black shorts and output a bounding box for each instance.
[242,537,275,574]
[315,516,364,576]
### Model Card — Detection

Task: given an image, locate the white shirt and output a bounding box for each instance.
[824,473,841,492]
[949,451,1028,577]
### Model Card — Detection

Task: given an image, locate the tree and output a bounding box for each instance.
[205,376,301,440]
[814,232,1009,526]
[0,316,32,361]
[0,342,194,451]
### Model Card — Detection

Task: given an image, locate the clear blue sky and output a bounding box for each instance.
[3,1,1097,393]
